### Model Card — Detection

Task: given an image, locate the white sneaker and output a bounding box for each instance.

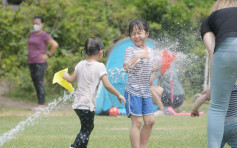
[154,110,165,116]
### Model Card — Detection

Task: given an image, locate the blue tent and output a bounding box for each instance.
[95,37,158,114]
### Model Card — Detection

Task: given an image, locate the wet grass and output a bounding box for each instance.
[0,102,231,148]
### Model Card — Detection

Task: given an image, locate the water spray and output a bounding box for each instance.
[0,91,74,147]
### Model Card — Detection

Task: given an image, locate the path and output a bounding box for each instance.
[0,80,72,110]
[0,80,35,110]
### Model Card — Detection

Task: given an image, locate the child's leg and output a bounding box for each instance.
[221,119,237,148]
[140,114,155,148]
[150,85,164,110]
[73,109,95,148]
[130,115,142,148]
[140,97,155,148]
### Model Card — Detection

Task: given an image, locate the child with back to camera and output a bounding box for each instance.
[191,81,237,148]
[62,37,126,148]
[123,19,155,148]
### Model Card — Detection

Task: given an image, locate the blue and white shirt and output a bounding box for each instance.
[123,45,153,98]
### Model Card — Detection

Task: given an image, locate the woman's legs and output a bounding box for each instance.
[29,63,47,106]
[140,114,155,148]
[73,109,95,148]
[130,115,143,148]
[207,50,237,147]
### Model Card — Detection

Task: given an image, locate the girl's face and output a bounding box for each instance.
[130,26,149,48]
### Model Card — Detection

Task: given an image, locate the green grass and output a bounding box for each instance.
[0,103,231,148]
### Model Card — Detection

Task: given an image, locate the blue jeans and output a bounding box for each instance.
[221,118,237,148]
[207,37,237,148]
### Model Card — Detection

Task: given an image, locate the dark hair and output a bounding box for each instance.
[84,37,104,56]
[129,18,149,36]
[33,16,44,23]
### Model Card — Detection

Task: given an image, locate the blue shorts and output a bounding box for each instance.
[124,91,154,117]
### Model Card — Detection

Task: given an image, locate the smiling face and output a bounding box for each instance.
[130,26,149,48]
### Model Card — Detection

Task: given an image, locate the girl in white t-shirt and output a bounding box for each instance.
[63,37,125,148]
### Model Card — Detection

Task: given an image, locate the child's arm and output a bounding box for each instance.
[191,88,210,117]
[101,74,126,105]
[62,71,77,83]
[191,94,207,117]
[150,74,157,85]
[152,64,161,72]
[123,51,149,72]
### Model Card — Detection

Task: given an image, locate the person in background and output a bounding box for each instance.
[191,82,237,148]
[200,0,237,147]
[28,16,58,111]
[150,63,185,116]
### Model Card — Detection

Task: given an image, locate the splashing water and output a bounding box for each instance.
[107,42,204,97]
[0,91,74,147]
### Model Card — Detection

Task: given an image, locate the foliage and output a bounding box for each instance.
[0,0,216,100]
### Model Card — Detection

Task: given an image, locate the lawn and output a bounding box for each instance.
[0,102,231,148]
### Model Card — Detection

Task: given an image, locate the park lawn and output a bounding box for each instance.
[0,103,231,148]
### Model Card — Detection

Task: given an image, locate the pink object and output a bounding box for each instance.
[167,70,204,116]
[165,107,204,116]
[161,51,177,74]
[109,107,119,117]
[169,70,174,102]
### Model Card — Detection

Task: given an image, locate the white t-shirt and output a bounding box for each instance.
[123,45,153,98]
[72,60,107,111]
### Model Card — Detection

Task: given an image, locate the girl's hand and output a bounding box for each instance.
[191,110,199,117]
[62,72,69,79]
[138,51,150,59]
[117,95,126,106]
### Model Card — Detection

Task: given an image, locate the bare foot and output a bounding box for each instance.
[37,105,45,108]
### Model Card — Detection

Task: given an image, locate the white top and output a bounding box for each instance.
[72,60,107,111]
[123,45,153,98]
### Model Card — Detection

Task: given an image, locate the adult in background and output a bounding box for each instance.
[28,16,58,111]
[200,0,237,147]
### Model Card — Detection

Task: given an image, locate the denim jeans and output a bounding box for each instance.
[221,118,237,148]
[207,37,237,148]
